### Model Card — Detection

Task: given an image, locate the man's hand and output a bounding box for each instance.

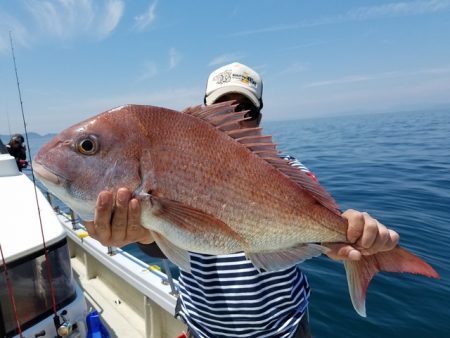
[325,209,400,261]
[84,188,154,247]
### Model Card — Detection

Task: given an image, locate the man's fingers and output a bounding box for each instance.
[86,188,162,247]
[110,188,131,245]
[366,221,389,254]
[126,199,155,244]
[326,243,362,261]
[94,191,114,243]
[84,221,97,239]
[388,229,400,249]
[342,209,365,243]
[126,198,142,239]
[362,227,400,255]
[358,212,379,249]
[330,209,401,260]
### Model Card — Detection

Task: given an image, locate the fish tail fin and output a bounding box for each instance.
[344,246,439,317]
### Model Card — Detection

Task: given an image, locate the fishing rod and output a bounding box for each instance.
[8,30,62,337]
[0,244,23,337]
[6,105,12,138]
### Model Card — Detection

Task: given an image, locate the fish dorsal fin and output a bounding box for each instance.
[183,101,340,214]
[183,101,248,132]
[262,156,341,214]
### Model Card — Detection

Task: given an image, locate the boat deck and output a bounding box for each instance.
[59,213,186,338]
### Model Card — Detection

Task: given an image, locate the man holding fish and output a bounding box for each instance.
[82,63,405,338]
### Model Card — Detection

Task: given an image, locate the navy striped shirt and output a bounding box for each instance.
[178,156,315,338]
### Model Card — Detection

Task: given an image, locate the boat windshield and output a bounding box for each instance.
[0,238,76,337]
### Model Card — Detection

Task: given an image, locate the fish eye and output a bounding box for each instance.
[77,136,98,155]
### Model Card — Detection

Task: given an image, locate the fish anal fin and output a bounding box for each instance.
[344,245,439,317]
[247,244,328,272]
[150,230,191,272]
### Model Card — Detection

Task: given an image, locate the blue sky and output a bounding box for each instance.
[1,0,450,134]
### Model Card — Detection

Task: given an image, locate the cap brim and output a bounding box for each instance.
[205,85,260,108]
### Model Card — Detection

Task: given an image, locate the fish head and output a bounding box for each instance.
[33,105,144,220]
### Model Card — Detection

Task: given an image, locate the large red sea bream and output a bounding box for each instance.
[33,102,439,317]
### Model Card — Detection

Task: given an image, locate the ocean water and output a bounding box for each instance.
[15,109,450,337]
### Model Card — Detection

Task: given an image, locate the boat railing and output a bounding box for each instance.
[43,191,188,337]
[44,191,180,297]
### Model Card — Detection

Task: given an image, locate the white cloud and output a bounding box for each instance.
[262,65,450,121]
[228,0,450,37]
[278,62,309,75]
[23,0,124,40]
[208,53,245,67]
[347,0,450,20]
[137,61,158,81]
[416,65,450,74]
[169,48,182,70]
[226,24,298,38]
[133,0,157,31]
[26,86,203,133]
[303,66,450,88]
[97,0,125,38]
[281,40,331,52]
[1,1,124,52]
[304,72,399,88]
[0,12,31,54]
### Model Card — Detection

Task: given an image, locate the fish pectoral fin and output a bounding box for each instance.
[246,243,328,272]
[153,196,246,245]
[150,230,191,272]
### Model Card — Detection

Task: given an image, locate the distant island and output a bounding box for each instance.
[0,132,57,141]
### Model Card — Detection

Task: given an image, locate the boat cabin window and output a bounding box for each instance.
[0,238,76,337]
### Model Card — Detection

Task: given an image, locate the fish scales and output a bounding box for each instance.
[131,106,347,249]
[33,102,439,317]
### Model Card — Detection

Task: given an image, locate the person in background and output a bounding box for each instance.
[6,134,28,171]
[0,139,8,154]
[85,62,399,338]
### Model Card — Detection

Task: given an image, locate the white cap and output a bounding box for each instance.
[204,62,263,108]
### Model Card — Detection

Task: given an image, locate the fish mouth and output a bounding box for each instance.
[33,162,64,186]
